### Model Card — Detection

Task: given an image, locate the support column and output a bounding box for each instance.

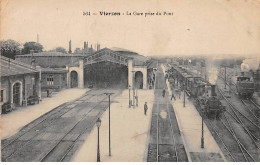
[66,66,70,88]
[143,68,147,89]
[36,66,41,100]
[78,59,84,88]
[128,58,133,87]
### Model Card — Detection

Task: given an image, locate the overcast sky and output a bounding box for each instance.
[1,0,260,57]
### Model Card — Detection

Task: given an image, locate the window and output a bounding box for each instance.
[47,75,54,85]
[1,90,3,102]
[31,77,35,84]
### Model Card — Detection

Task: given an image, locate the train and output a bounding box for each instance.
[166,64,225,119]
[196,85,225,119]
[231,72,255,98]
[236,76,254,98]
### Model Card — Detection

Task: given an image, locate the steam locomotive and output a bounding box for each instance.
[236,77,254,98]
[235,72,255,98]
[196,85,225,119]
[167,65,225,119]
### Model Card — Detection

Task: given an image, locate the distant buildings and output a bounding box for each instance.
[73,41,101,54]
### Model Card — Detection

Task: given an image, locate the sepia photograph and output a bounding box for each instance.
[0,0,260,162]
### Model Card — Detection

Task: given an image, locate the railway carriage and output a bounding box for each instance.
[169,64,226,119]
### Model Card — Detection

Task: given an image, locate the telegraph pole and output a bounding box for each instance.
[183,82,186,107]
[224,66,227,89]
[104,92,114,156]
[201,113,204,148]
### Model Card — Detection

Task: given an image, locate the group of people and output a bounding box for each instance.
[162,88,176,100]
[143,88,178,116]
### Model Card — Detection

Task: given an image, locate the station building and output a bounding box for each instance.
[0,56,41,107]
[15,45,154,90]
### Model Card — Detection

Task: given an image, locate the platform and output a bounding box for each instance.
[162,64,226,162]
[73,89,155,162]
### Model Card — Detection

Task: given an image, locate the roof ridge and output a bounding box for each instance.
[1,56,37,71]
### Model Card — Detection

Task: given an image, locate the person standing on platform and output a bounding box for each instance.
[162,88,166,98]
[144,102,148,115]
[47,89,49,97]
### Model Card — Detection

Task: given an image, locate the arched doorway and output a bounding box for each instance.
[135,71,143,89]
[13,82,21,106]
[71,71,78,88]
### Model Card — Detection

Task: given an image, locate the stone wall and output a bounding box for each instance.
[16,55,84,68]
[1,73,39,106]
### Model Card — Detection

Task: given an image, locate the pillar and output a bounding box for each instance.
[128,58,133,87]
[66,66,70,88]
[78,59,84,88]
[143,68,147,89]
[36,66,41,100]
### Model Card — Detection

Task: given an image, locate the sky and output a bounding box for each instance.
[1,0,260,57]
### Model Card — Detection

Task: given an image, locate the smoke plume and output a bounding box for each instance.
[241,58,259,72]
[208,67,218,84]
[206,58,218,85]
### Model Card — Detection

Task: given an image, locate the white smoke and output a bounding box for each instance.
[241,62,250,72]
[208,67,218,85]
[241,58,260,72]
[205,58,218,85]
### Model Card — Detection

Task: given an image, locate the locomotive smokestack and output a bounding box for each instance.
[211,85,216,96]
[241,72,244,77]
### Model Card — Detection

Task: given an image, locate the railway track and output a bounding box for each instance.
[41,90,121,162]
[217,87,259,161]
[240,99,260,122]
[152,100,179,162]
[166,65,259,161]
[2,89,121,162]
[147,65,187,162]
[250,99,260,111]
[218,73,260,129]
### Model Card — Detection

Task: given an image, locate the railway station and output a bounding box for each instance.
[15,45,152,91]
[2,0,260,162]
[1,46,260,162]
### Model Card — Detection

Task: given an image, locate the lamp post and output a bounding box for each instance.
[104,92,114,156]
[201,112,204,148]
[96,118,101,162]
[128,85,131,108]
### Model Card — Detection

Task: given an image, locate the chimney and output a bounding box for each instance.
[241,72,244,77]
[211,85,216,96]
[84,41,87,49]
[30,50,36,67]
[68,40,72,54]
